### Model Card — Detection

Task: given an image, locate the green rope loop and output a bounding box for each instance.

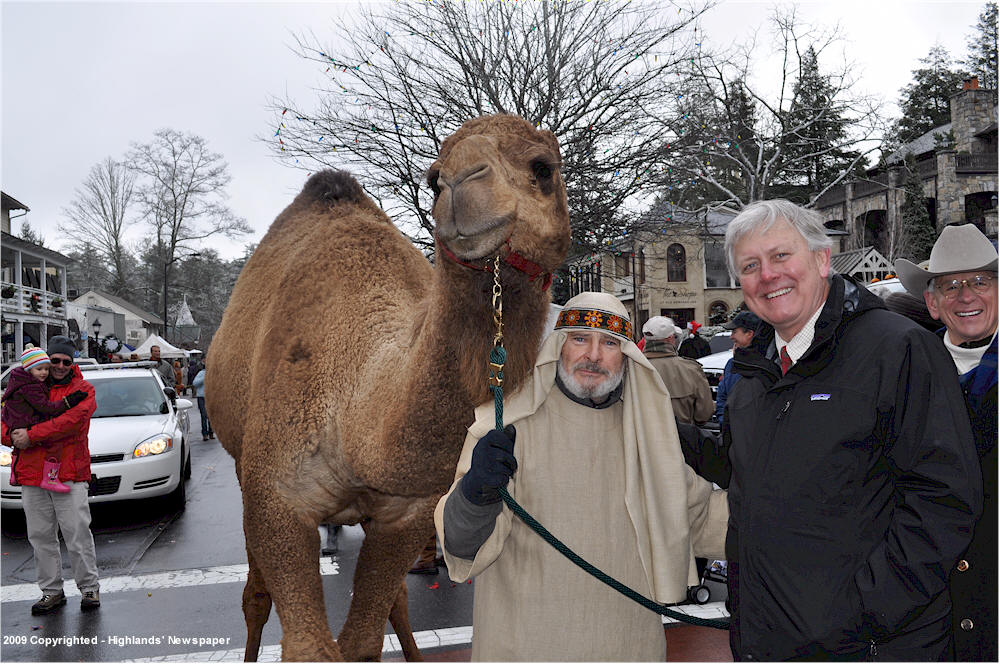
[498,486,729,630]
[489,346,506,431]
[489,344,728,631]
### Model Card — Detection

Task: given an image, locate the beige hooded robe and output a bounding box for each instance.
[434,292,728,661]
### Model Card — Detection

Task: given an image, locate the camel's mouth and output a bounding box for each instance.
[437,216,512,260]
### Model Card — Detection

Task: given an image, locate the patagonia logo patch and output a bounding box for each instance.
[810,393,831,401]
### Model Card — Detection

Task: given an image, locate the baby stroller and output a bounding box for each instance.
[687,559,728,605]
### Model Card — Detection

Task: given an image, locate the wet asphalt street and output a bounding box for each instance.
[0,412,475,662]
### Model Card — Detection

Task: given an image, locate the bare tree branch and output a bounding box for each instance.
[266,0,714,251]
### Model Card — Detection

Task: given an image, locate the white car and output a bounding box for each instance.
[1,363,193,511]
[866,277,906,296]
[697,349,733,400]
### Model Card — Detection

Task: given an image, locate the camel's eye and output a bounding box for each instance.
[427,171,441,198]
[531,161,553,180]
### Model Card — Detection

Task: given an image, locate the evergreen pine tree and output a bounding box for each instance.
[17,220,45,247]
[894,46,970,145]
[899,155,938,262]
[964,3,998,90]
[782,46,862,199]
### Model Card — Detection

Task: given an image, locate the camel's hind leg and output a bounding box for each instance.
[242,550,272,662]
[337,511,436,661]
[388,580,422,662]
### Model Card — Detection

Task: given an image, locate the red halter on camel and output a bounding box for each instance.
[436,236,553,290]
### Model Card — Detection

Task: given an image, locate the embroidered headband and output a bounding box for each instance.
[555,307,634,341]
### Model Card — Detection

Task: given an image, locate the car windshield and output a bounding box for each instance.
[92,377,167,418]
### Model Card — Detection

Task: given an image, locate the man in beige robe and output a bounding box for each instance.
[434,291,728,662]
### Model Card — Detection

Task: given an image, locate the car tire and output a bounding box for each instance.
[166,450,187,512]
[183,443,192,480]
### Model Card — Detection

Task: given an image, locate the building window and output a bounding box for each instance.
[667,244,686,282]
[638,249,646,284]
[709,301,730,325]
[615,253,630,278]
[571,262,603,297]
[704,241,735,288]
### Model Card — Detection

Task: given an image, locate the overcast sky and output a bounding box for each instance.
[1,0,988,261]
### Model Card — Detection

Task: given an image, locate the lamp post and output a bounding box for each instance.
[92,318,103,361]
[163,252,201,343]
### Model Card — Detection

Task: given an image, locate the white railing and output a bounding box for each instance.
[0,282,67,318]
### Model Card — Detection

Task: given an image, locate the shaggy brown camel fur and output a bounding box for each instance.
[206,114,571,662]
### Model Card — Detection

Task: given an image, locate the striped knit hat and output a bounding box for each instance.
[20,346,50,371]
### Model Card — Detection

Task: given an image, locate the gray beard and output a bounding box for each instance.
[557,359,626,402]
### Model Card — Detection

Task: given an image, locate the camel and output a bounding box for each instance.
[206,114,571,661]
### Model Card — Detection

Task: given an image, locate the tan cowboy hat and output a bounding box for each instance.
[895,224,998,297]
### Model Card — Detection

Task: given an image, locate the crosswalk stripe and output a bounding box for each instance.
[124,626,476,661]
[121,603,730,661]
[661,600,729,623]
[1,561,339,603]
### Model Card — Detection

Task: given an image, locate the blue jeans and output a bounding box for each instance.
[197,397,213,436]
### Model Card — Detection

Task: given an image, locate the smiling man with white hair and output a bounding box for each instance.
[435,291,728,661]
[721,200,981,660]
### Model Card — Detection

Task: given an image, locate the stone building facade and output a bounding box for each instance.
[565,209,744,335]
[815,78,998,258]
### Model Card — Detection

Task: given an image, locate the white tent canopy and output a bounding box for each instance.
[132,334,188,359]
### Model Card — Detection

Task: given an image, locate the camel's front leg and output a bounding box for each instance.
[242,485,340,662]
[337,506,436,661]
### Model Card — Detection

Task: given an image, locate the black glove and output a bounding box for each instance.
[64,391,88,408]
[459,425,517,506]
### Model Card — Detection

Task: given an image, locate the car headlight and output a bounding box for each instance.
[133,434,173,458]
[1,448,11,467]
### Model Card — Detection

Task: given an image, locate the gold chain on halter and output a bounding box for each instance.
[488,255,505,389]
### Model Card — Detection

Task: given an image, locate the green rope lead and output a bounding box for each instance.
[497,487,729,630]
[488,346,506,431]
[489,347,729,631]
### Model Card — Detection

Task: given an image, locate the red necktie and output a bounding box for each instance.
[780,346,792,375]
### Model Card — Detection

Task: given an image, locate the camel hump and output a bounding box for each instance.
[299,169,367,206]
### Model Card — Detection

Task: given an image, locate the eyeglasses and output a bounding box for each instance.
[934,274,996,300]
[49,358,74,367]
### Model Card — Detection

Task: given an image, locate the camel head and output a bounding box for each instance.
[428,115,570,273]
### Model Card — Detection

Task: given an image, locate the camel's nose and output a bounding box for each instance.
[437,134,499,193]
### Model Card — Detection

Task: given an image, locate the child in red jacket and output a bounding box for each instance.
[1,347,87,492]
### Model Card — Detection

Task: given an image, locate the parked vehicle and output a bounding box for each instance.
[697,349,733,400]
[708,330,733,354]
[866,277,906,296]
[1,363,193,511]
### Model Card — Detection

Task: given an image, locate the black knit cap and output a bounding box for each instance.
[47,335,76,358]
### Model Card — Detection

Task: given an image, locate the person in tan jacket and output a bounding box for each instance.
[435,292,727,662]
[641,316,714,425]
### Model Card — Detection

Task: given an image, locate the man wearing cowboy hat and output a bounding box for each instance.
[434,291,727,661]
[895,223,998,661]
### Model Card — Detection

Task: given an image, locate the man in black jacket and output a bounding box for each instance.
[896,224,998,661]
[722,200,982,660]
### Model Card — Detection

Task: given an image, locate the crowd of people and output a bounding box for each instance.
[437,202,996,661]
[2,198,995,662]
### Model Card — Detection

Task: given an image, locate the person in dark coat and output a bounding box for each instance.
[722,200,981,661]
[677,320,711,359]
[714,310,761,426]
[896,224,998,661]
